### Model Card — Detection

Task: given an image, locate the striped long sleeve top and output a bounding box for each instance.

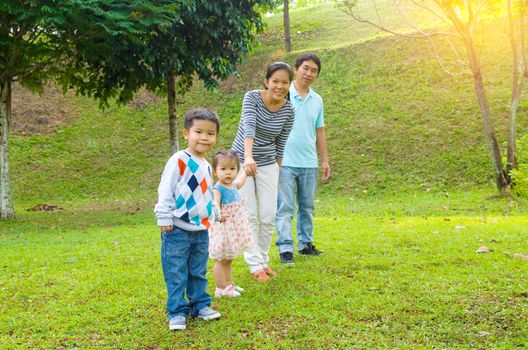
[231,90,295,166]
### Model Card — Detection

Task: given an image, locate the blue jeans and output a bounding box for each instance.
[160,226,211,319]
[275,166,318,253]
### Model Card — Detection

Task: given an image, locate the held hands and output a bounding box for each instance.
[244,156,257,176]
[219,211,229,223]
[160,225,173,232]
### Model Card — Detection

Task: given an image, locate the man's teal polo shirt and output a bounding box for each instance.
[282,82,324,168]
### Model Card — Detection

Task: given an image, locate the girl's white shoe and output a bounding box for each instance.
[229,283,244,293]
[214,285,241,298]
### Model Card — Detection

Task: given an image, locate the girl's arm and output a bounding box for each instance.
[213,188,222,209]
[234,170,248,189]
[212,188,226,222]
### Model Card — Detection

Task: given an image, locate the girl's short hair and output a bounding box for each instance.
[265,61,294,82]
[213,150,240,171]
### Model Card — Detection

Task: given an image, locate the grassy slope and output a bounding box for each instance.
[8,3,528,209]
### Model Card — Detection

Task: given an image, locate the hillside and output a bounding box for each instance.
[9,3,527,208]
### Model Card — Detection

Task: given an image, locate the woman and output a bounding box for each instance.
[231,62,295,282]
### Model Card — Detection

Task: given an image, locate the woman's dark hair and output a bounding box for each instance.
[213,150,240,171]
[265,61,294,83]
[295,53,321,75]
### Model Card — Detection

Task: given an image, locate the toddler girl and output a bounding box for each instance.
[209,150,253,297]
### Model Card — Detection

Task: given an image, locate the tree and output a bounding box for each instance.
[142,0,273,153]
[506,0,528,172]
[1,0,274,219]
[284,0,292,51]
[280,0,330,52]
[338,0,526,191]
[0,1,174,219]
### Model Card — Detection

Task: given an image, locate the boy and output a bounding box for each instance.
[154,108,221,330]
[276,53,331,265]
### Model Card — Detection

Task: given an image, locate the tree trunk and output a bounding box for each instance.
[284,0,291,52]
[506,7,527,172]
[167,71,179,155]
[466,39,509,189]
[508,93,521,171]
[0,80,14,220]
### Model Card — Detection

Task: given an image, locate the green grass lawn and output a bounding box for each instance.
[1,191,527,349]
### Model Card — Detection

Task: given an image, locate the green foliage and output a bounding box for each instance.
[0,1,173,100]
[510,134,528,197]
[140,0,274,97]
[56,1,177,105]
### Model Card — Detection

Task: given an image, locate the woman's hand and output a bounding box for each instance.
[219,211,229,223]
[244,157,257,176]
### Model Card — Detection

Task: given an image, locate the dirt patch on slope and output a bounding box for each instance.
[10,84,163,135]
[126,89,163,110]
[11,84,78,135]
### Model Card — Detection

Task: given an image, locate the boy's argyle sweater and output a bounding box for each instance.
[155,150,216,231]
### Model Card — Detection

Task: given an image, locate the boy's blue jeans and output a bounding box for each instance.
[275,166,318,253]
[160,226,211,320]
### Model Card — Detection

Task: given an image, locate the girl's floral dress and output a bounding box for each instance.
[208,184,253,260]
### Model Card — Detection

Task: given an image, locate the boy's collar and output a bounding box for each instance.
[184,148,206,161]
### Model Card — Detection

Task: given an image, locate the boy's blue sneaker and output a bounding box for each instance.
[195,306,221,320]
[169,315,186,330]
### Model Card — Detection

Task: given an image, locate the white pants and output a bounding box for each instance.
[239,163,279,273]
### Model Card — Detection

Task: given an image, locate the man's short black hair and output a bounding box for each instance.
[184,108,220,133]
[295,53,321,75]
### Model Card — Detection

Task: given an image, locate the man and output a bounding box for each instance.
[276,53,331,265]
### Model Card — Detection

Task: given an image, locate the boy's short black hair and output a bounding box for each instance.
[295,53,321,75]
[184,108,220,133]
